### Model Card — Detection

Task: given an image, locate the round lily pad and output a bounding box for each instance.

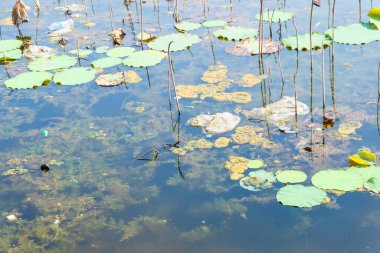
[28,55,77,71]
[106,47,135,58]
[174,21,201,31]
[311,169,364,191]
[276,170,307,184]
[202,20,227,28]
[123,50,166,68]
[54,67,96,85]
[95,46,110,53]
[4,71,53,89]
[326,23,380,45]
[147,33,201,52]
[91,57,122,69]
[276,184,327,208]
[247,160,264,169]
[0,40,22,53]
[0,49,22,61]
[282,32,332,50]
[239,170,276,191]
[69,49,93,57]
[348,166,380,181]
[255,10,294,22]
[214,26,258,41]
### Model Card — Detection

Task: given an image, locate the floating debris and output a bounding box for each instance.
[231,125,275,149]
[40,164,49,172]
[236,73,266,87]
[187,112,240,135]
[239,170,276,191]
[186,139,213,149]
[212,92,251,103]
[214,137,231,148]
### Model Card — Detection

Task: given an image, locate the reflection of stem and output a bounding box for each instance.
[139,0,144,48]
[208,28,216,65]
[124,2,136,38]
[168,42,181,114]
[359,0,362,22]
[76,40,81,66]
[377,63,380,135]
[292,17,299,129]
[322,43,326,112]
[277,45,285,98]
[35,9,40,44]
[145,67,151,87]
[108,0,114,31]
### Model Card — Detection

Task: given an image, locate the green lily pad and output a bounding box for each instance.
[239,170,276,191]
[325,23,380,45]
[348,166,380,181]
[255,10,294,22]
[123,50,166,68]
[364,177,380,193]
[174,21,201,31]
[214,26,258,41]
[370,18,380,29]
[0,40,22,53]
[95,46,110,53]
[311,169,364,191]
[147,33,201,52]
[69,49,93,57]
[282,32,332,50]
[276,170,307,184]
[247,159,264,169]
[368,7,380,22]
[106,47,135,58]
[4,71,53,89]
[92,57,122,68]
[202,20,227,28]
[2,168,28,176]
[28,55,77,71]
[276,185,327,208]
[54,67,96,85]
[0,49,22,61]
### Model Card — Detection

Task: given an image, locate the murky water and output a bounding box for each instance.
[0,0,380,252]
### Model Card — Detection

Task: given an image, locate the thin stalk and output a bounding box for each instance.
[139,0,144,49]
[168,42,181,114]
[108,0,114,31]
[322,42,326,112]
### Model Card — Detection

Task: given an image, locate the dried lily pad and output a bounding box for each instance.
[202,20,227,28]
[96,71,142,86]
[147,33,201,52]
[106,47,135,58]
[109,28,126,44]
[311,169,364,191]
[276,185,327,208]
[212,92,251,103]
[92,57,122,69]
[24,45,56,59]
[54,67,96,85]
[236,73,266,87]
[282,32,332,50]
[0,40,22,53]
[174,21,201,31]
[28,55,77,71]
[255,10,294,22]
[276,170,307,184]
[2,168,28,176]
[326,23,380,45]
[214,26,258,41]
[227,38,281,56]
[187,112,240,135]
[4,71,53,89]
[123,50,166,68]
[239,170,276,191]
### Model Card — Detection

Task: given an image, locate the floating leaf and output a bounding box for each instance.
[137,32,157,42]
[174,21,201,31]
[276,170,307,184]
[311,169,363,191]
[92,57,122,69]
[239,170,276,191]
[4,71,53,89]
[106,47,135,58]
[326,23,380,45]
[0,40,22,53]
[348,166,380,181]
[28,55,77,71]
[96,71,142,86]
[202,20,227,28]
[282,32,331,50]
[226,38,281,56]
[214,26,258,41]
[276,185,327,208]
[54,67,96,85]
[2,168,28,176]
[364,177,380,193]
[147,33,201,52]
[368,7,380,22]
[0,49,22,61]
[69,49,93,57]
[95,46,110,53]
[247,160,264,169]
[255,10,294,22]
[123,50,166,67]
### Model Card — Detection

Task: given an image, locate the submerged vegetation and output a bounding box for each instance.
[0,0,380,252]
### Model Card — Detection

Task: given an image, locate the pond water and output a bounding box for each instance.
[0,0,380,252]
